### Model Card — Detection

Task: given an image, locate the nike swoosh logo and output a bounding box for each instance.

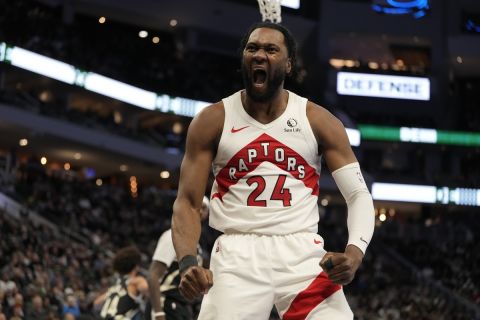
[314,239,322,244]
[231,125,249,133]
[360,237,369,245]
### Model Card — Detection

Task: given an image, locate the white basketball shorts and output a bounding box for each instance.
[197,232,353,320]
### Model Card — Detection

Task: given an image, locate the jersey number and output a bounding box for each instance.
[246,175,291,207]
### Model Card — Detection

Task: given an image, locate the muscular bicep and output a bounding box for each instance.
[307,102,357,172]
[176,111,219,208]
[174,102,223,215]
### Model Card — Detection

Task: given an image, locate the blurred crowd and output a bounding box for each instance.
[378,212,480,305]
[1,163,478,319]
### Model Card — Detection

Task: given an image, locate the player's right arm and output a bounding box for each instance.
[172,102,224,300]
[148,261,167,320]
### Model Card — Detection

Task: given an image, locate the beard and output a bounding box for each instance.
[241,62,286,103]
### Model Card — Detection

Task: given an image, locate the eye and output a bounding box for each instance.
[245,44,257,52]
[267,46,278,54]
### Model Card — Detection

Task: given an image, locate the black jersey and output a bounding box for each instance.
[100,275,145,320]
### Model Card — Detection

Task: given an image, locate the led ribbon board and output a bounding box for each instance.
[337,72,430,101]
[372,0,430,19]
[372,183,480,206]
[1,42,360,145]
[359,125,480,147]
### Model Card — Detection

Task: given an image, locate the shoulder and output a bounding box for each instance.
[306,101,340,125]
[193,101,225,124]
[306,101,346,147]
[187,101,224,145]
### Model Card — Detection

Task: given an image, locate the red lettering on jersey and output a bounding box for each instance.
[211,133,319,201]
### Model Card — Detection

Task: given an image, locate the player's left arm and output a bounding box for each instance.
[307,101,375,285]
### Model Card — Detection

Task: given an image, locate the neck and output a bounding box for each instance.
[242,88,288,123]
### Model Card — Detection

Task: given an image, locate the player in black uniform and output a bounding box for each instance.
[147,197,209,320]
[94,246,149,320]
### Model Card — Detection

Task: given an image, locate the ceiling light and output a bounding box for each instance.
[40,157,47,165]
[368,62,379,69]
[99,16,106,24]
[139,30,148,38]
[64,163,71,170]
[74,153,82,160]
[19,138,28,147]
[152,36,160,44]
[329,58,344,69]
[169,19,178,27]
[160,171,170,179]
[96,178,103,186]
[120,164,128,172]
[172,122,183,134]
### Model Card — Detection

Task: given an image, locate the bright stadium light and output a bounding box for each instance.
[281,0,300,9]
[372,183,437,203]
[9,47,77,84]
[0,42,6,61]
[155,95,210,117]
[84,73,157,110]
[372,182,480,206]
[345,128,361,147]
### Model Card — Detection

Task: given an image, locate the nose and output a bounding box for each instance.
[252,48,267,61]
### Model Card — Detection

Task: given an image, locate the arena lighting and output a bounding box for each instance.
[0,42,369,147]
[359,125,480,147]
[160,171,170,179]
[372,0,429,19]
[465,19,480,33]
[84,73,157,110]
[19,139,28,147]
[155,94,210,117]
[372,183,437,203]
[345,128,361,147]
[7,46,77,84]
[372,183,480,206]
[0,42,6,61]
[337,72,430,101]
[281,0,300,9]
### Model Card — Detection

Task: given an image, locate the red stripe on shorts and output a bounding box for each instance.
[282,272,341,320]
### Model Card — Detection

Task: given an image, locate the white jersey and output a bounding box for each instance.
[209,90,322,235]
[152,229,176,266]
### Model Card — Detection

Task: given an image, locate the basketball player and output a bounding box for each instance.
[94,246,149,319]
[147,196,209,320]
[171,22,375,319]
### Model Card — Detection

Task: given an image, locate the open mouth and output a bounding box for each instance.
[253,69,267,86]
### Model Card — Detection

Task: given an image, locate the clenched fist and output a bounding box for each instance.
[179,266,213,300]
[319,244,364,285]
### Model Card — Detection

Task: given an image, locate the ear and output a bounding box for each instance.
[286,58,292,76]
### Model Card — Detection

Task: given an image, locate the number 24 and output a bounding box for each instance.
[247,175,291,207]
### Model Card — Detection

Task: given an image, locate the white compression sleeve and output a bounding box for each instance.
[332,162,375,254]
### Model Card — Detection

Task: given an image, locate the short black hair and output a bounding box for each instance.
[240,22,297,76]
[113,245,141,275]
